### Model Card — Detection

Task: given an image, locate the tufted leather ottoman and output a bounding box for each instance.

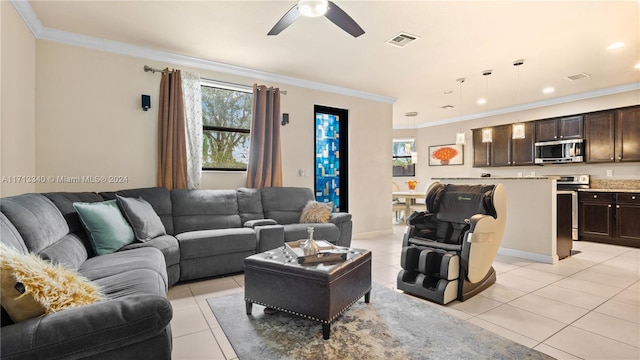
[244,247,372,339]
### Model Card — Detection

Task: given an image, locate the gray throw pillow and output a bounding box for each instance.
[116,195,167,242]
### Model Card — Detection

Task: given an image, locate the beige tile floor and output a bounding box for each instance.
[169,225,640,359]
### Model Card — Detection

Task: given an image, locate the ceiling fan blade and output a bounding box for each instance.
[268,4,301,36]
[325,1,365,37]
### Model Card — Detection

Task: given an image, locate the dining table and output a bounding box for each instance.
[392,191,426,222]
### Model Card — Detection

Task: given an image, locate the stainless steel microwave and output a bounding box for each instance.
[534,138,584,164]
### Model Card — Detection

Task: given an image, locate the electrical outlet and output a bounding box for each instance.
[517,172,523,177]
[298,169,304,176]
[606,169,613,177]
[530,171,536,177]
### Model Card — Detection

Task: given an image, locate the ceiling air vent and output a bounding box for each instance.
[386,32,419,48]
[566,72,591,81]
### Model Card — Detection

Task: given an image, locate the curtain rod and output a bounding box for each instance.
[144,65,287,95]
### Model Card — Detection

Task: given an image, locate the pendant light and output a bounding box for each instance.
[455,78,466,145]
[480,70,493,143]
[512,59,526,139]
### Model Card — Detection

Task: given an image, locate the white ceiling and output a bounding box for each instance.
[21,0,640,128]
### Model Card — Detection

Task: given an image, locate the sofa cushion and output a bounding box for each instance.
[237,187,265,224]
[261,187,315,225]
[73,200,135,255]
[121,235,180,267]
[0,213,28,253]
[116,195,167,242]
[300,201,333,223]
[0,243,103,323]
[79,247,168,290]
[0,194,70,253]
[101,187,174,235]
[176,228,256,259]
[172,189,242,233]
[43,192,104,236]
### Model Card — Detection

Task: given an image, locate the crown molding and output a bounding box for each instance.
[394,82,640,129]
[10,0,397,104]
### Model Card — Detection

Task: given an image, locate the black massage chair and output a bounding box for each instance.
[397,182,506,304]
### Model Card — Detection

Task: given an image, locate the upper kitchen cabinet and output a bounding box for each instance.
[472,128,491,167]
[490,125,512,166]
[616,106,640,162]
[585,106,640,163]
[536,115,583,142]
[511,122,536,165]
[472,122,535,167]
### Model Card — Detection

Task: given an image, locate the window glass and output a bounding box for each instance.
[201,85,252,170]
[393,139,415,176]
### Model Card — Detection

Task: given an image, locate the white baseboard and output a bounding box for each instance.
[498,247,559,264]
[353,229,394,239]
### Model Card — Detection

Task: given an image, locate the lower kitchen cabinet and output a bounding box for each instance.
[557,193,573,259]
[579,191,640,247]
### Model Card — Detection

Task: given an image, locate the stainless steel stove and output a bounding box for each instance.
[555,175,590,240]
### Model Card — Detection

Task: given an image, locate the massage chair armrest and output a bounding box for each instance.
[0,294,172,360]
[462,213,505,283]
[466,214,498,242]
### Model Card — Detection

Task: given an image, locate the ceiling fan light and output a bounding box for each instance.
[298,0,328,17]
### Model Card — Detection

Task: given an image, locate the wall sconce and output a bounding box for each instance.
[482,128,493,143]
[455,132,466,145]
[141,95,151,111]
[512,123,526,139]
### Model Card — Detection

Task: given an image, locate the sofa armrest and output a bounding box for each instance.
[244,219,278,228]
[329,212,351,224]
[0,295,172,360]
[254,224,285,253]
[329,212,353,248]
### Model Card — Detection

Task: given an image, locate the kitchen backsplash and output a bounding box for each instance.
[591,179,640,190]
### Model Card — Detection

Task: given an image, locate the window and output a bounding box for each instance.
[393,139,416,176]
[201,83,253,171]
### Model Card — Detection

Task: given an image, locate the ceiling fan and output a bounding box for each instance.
[268,0,365,38]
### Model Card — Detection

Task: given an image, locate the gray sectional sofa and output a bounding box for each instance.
[0,186,352,360]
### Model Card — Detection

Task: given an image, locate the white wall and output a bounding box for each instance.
[31,41,393,236]
[1,2,37,197]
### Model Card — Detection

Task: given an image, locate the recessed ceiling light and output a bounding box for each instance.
[543,87,555,94]
[405,111,418,117]
[477,98,487,105]
[635,63,640,70]
[444,90,453,95]
[608,42,625,50]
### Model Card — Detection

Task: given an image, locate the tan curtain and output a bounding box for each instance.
[246,84,282,188]
[157,69,188,189]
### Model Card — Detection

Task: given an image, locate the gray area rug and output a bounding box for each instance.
[207,283,553,360]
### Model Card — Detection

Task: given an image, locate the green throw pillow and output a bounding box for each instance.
[73,200,135,255]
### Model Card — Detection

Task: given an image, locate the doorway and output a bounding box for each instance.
[314,105,348,212]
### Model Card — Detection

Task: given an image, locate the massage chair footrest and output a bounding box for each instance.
[397,270,459,305]
[400,246,459,281]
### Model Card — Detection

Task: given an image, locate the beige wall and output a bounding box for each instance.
[1,2,37,197]
[395,90,640,185]
[33,41,393,236]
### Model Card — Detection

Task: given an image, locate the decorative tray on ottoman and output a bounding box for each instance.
[285,240,348,264]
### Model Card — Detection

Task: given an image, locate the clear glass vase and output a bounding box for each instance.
[301,226,319,256]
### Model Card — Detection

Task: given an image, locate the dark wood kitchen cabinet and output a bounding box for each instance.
[490,125,511,166]
[579,191,640,248]
[557,193,573,259]
[472,123,535,167]
[472,129,491,167]
[585,106,640,163]
[616,106,640,162]
[536,115,583,142]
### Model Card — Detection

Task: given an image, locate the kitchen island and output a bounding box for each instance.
[433,177,560,264]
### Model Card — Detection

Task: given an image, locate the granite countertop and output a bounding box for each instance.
[579,188,639,193]
[432,177,555,180]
